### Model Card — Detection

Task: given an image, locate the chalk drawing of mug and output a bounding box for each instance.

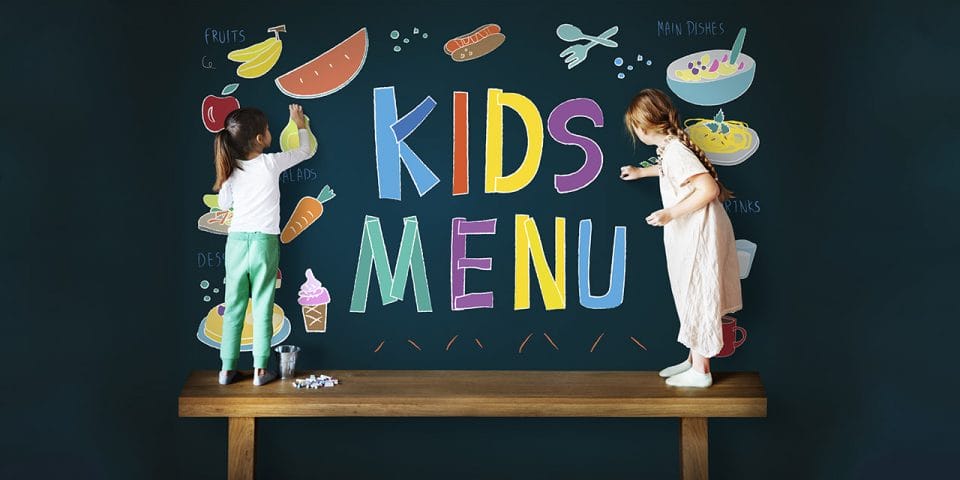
[717,315,747,358]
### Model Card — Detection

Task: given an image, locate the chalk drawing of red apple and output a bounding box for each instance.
[201,83,240,133]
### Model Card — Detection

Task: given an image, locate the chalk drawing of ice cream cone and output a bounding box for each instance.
[298,268,330,333]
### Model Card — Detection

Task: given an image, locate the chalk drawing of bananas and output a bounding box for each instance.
[227,25,285,79]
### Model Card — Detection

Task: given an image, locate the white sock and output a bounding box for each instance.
[665,368,712,388]
[658,359,692,378]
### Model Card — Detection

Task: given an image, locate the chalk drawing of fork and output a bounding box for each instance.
[558,24,619,69]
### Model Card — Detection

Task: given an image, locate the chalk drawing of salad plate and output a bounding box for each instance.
[735,239,757,280]
[666,28,755,106]
[196,301,291,352]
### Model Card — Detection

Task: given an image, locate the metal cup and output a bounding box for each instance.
[275,345,300,379]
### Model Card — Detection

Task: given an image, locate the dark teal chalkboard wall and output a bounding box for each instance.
[4,0,958,478]
[184,2,770,371]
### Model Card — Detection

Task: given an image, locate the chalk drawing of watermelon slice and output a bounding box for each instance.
[275,28,368,99]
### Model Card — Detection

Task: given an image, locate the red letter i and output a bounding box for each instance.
[453,91,469,196]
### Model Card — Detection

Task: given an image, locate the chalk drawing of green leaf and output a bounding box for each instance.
[713,109,725,124]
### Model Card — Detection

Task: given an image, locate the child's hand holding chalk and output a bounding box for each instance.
[289,104,307,129]
[620,165,642,180]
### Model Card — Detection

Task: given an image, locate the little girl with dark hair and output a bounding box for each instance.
[212,104,315,386]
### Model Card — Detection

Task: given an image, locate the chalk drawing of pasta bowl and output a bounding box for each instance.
[667,49,756,106]
[197,300,291,352]
[684,109,759,166]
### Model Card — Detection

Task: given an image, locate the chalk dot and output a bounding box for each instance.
[403,38,410,43]
[394,45,401,52]
[637,54,643,61]
[646,60,652,66]
[422,33,428,39]
[390,30,400,40]
[627,65,634,71]
[213,288,220,294]
[617,73,625,79]
[200,280,210,289]
[614,57,624,66]
[203,295,211,302]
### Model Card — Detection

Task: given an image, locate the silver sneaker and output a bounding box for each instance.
[253,370,277,386]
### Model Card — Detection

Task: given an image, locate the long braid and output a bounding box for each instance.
[666,112,734,202]
[625,88,735,202]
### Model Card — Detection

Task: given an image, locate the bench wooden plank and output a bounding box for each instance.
[180,370,766,479]
[227,417,254,480]
[179,370,766,418]
[680,417,708,480]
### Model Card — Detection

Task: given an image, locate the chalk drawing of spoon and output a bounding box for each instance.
[559,25,618,69]
[201,56,216,69]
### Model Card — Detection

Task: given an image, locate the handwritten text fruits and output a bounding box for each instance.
[201,84,240,133]
[227,25,285,79]
[275,28,368,99]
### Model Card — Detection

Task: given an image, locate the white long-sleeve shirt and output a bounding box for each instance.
[218,128,313,234]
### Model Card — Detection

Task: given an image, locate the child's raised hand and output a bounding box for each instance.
[620,165,642,181]
[289,104,307,129]
[646,208,673,227]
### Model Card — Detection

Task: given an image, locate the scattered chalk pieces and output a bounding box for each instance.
[293,373,340,389]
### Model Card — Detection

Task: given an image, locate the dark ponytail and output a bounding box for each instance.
[212,108,269,191]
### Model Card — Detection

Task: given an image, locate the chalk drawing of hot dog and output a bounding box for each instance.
[444,24,505,62]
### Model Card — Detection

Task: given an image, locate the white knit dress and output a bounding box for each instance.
[657,138,742,357]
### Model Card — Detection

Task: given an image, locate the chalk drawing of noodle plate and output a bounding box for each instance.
[684,109,759,166]
[666,27,755,106]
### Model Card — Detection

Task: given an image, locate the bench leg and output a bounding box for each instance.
[228,417,256,480]
[679,417,708,480]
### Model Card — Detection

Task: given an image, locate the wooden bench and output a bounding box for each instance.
[179,370,766,479]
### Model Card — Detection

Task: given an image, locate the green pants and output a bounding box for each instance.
[221,232,279,370]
